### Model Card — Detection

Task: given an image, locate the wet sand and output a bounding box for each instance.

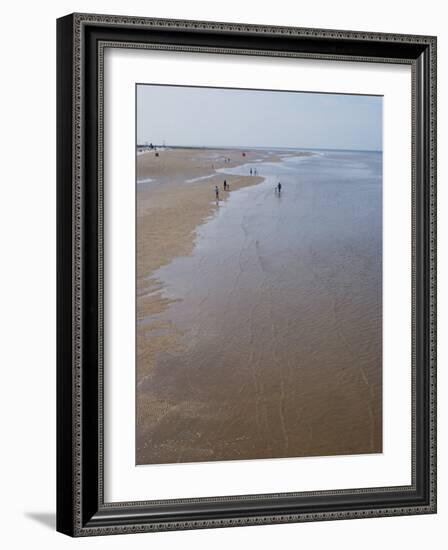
[137,148,295,381]
[136,148,382,465]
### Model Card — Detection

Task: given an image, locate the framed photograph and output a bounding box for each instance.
[57,13,437,536]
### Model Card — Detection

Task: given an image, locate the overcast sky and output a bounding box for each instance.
[137,84,382,151]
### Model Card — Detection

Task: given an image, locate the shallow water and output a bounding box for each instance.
[137,150,382,465]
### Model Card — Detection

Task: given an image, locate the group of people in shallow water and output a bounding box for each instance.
[214,178,282,202]
[215,180,230,201]
[250,166,282,193]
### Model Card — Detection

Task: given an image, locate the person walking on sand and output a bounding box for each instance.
[215,185,220,202]
[223,180,227,191]
[250,168,253,175]
[277,182,282,194]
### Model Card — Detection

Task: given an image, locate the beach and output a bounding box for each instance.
[136,147,382,465]
[137,148,269,309]
[137,148,297,380]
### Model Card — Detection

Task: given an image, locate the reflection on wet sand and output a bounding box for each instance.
[136,147,382,465]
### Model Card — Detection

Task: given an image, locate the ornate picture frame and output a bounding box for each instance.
[57,13,437,536]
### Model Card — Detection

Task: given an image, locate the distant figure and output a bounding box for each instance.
[277,182,282,194]
[254,168,257,175]
[250,168,253,175]
[215,185,220,201]
[223,180,228,191]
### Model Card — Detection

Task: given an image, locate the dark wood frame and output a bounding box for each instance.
[57,13,437,537]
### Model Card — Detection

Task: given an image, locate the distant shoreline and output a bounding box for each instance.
[136,144,382,154]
